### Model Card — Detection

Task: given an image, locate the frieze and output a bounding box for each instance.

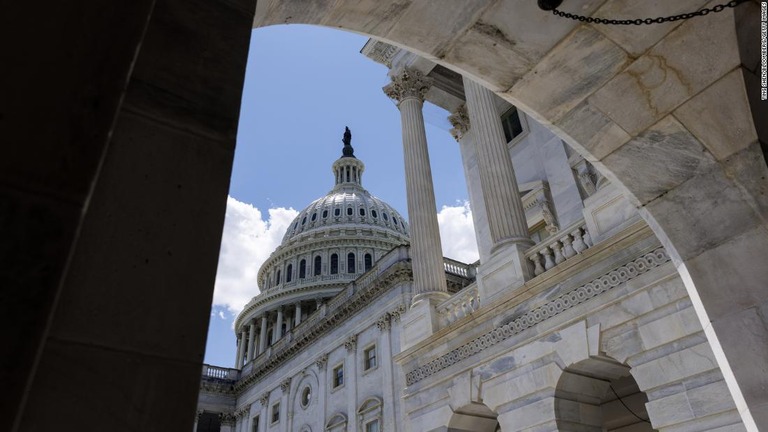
[405,248,670,385]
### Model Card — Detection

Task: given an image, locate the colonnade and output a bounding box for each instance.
[235,300,319,368]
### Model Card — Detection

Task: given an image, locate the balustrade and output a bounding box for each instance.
[202,364,239,380]
[526,220,593,276]
[436,284,479,327]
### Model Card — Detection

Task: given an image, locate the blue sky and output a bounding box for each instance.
[204,25,478,367]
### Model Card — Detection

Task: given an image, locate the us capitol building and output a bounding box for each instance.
[194,41,748,432]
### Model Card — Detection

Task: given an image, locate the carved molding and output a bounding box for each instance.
[344,335,358,351]
[383,68,433,104]
[376,314,391,331]
[448,104,470,141]
[316,354,329,370]
[259,393,270,406]
[405,248,670,385]
[280,377,292,393]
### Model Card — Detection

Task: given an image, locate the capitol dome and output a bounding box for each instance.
[235,128,410,337]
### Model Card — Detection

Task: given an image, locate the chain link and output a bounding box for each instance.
[552,0,748,25]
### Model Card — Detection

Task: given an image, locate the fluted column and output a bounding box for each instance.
[246,320,256,362]
[384,68,447,296]
[259,314,268,354]
[463,77,533,252]
[294,302,302,326]
[274,307,284,341]
[235,331,245,369]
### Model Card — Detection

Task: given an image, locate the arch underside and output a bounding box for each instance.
[252,1,767,428]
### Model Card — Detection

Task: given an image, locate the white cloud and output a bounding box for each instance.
[212,196,298,315]
[437,201,479,263]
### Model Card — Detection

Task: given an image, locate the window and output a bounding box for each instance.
[311,212,317,221]
[364,345,376,370]
[392,216,398,225]
[301,216,306,225]
[382,212,388,221]
[333,364,344,388]
[314,256,322,276]
[330,254,338,274]
[271,403,280,424]
[364,253,372,272]
[501,107,523,142]
[347,253,356,274]
[334,208,340,217]
[299,259,306,279]
[323,209,328,218]
[300,386,312,408]
[359,208,365,216]
[365,420,380,432]
[251,416,259,432]
[276,270,281,285]
[371,210,377,218]
[347,207,353,216]
[286,264,292,283]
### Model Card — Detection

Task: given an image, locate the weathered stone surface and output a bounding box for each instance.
[602,116,715,206]
[319,0,411,37]
[554,100,632,162]
[674,69,758,161]
[591,0,708,57]
[590,2,740,135]
[509,26,630,123]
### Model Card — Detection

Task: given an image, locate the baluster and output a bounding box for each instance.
[530,254,545,276]
[561,234,576,258]
[541,249,555,270]
[572,228,587,253]
[553,243,565,265]
[583,228,593,247]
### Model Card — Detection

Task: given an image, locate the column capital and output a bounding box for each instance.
[280,377,292,393]
[383,68,433,104]
[376,314,391,331]
[448,104,470,141]
[315,354,329,370]
[259,392,270,406]
[219,411,236,426]
[344,335,357,351]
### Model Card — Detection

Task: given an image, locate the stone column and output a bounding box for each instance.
[235,332,245,369]
[384,68,450,349]
[259,393,270,432]
[259,314,268,354]
[462,77,534,301]
[377,315,396,432]
[344,336,358,432]
[295,302,302,327]
[274,307,284,341]
[247,320,257,362]
[193,410,203,432]
[316,355,328,426]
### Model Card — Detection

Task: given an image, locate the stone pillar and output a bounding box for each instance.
[219,412,236,432]
[246,319,256,361]
[280,378,291,432]
[377,315,396,431]
[316,354,328,425]
[193,410,203,432]
[449,105,493,263]
[295,302,302,326]
[259,393,270,432]
[259,314,268,354]
[274,307,284,341]
[235,332,244,369]
[344,336,358,432]
[462,77,534,302]
[384,68,450,349]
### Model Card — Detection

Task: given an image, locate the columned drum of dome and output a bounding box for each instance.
[234,129,410,361]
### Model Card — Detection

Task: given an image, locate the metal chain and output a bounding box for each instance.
[552,0,748,25]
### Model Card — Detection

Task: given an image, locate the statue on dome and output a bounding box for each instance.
[341,126,355,157]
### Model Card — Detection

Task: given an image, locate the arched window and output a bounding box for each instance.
[286,264,293,283]
[276,270,281,285]
[347,207,353,216]
[347,253,356,274]
[382,212,388,221]
[364,253,372,271]
[330,254,338,275]
[359,208,366,216]
[334,208,341,217]
[371,209,377,218]
[311,212,317,221]
[299,259,306,279]
[314,256,321,276]
[323,210,328,218]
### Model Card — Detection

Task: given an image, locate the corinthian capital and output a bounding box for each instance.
[383,68,433,104]
[448,104,470,141]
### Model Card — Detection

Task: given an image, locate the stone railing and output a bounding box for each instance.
[526,219,593,276]
[443,258,477,280]
[436,283,479,327]
[202,364,239,381]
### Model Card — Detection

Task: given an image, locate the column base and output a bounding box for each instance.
[401,291,451,351]
[477,242,532,306]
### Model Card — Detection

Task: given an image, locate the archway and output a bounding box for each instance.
[6,1,765,431]
[448,402,500,432]
[556,357,655,432]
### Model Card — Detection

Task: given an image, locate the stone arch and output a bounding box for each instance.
[291,370,319,412]
[555,356,654,432]
[249,3,766,428]
[448,402,500,432]
[325,413,347,432]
